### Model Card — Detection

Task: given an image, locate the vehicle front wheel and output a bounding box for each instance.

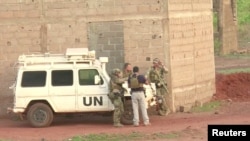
[27,103,54,128]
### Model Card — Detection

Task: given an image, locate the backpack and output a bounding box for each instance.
[129,75,140,89]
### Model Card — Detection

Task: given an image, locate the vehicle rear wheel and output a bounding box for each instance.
[121,100,133,125]
[27,103,54,128]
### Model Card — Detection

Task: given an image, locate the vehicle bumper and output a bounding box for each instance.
[7,107,25,114]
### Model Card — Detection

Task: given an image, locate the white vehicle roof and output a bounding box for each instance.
[17,48,108,69]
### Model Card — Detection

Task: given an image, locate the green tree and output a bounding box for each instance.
[237,0,250,25]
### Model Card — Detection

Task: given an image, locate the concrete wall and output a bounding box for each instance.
[0,0,215,117]
[87,21,125,73]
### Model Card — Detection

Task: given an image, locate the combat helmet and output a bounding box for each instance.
[112,68,121,75]
[153,58,160,64]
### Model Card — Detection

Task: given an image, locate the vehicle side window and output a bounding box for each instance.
[21,71,46,87]
[79,69,103,85]
[52,70,73,86]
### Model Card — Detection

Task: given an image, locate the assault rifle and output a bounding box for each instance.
[146,66,168,94]
[155,71,169,93]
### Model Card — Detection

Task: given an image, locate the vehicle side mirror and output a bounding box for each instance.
[94,75,101,85]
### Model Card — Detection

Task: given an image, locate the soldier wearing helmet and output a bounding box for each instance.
[147,58,170,116]
[108,68,128,127]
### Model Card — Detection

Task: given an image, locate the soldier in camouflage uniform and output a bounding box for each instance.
[109,68,128,127]
[148,58,170,116]
[123,63,132,78]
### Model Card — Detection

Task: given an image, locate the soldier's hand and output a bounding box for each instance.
[113,92,120,98]
[121,77,128,82]
[157,82,162,87]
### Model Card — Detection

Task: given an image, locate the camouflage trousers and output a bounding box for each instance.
[113,97,124,124]
[156,87,168,112]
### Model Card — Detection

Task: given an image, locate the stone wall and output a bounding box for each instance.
[0,0,215,117]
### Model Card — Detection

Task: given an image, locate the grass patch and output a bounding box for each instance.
[66,131,181,141]
[214,37,221,55]
[191,101,221,113]
[221,54,250,59]
[217,67,250,74]
[237,0,250,25]
[67,133,121,141]
[66,132,143,141]
[153,132,180,139]
[216,54,250,74]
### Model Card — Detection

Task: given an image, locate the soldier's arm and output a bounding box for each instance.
[148,69,160,84]
[114,77,128,84]
[161,66,168,74]
[158,61,168,74]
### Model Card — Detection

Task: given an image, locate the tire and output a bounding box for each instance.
[27,103,54,128]
[121,100,133,125]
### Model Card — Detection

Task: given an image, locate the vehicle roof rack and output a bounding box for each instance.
[65,48,95,60]
[17,48,97,67]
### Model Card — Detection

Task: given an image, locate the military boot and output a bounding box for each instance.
[114,123,124,127]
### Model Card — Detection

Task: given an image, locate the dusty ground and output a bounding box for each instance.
[1,56,250,141]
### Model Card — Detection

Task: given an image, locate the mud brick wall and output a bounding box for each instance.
[0,0,215,117]
[219,0,238,54]
[214,0,238,54]
[167,0,215,111]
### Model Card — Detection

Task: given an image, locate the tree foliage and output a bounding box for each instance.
[237,0,250,25]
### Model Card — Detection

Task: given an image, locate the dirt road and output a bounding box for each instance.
[1,101,250,141]
[1,56,250,141]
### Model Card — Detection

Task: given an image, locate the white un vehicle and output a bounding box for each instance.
[8,48,156,127]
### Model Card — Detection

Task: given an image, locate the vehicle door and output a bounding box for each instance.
[15,70,48,108]
[77,69,111,112]
[49,69,76,112]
